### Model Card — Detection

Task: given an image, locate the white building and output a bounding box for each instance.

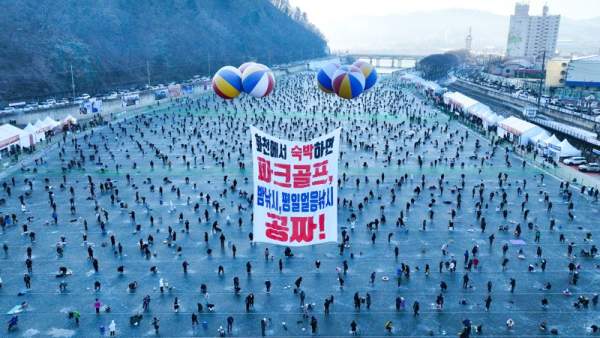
[506,3,560,64]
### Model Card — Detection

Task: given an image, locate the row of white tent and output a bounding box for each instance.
[401,74,585,160]
[399,73,444,94]
[402,75,509,130]
[497,116,582,158]
[441,91,583,158]
[400,74,582,160]
[442,91,506,129]
[0,115,77,154]
[532,131,582,159]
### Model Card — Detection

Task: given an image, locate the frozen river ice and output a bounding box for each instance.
[1,73,600,337]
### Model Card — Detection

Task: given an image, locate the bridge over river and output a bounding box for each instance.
[343,53,422,69]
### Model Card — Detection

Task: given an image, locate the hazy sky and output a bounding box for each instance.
[290,0,600,23]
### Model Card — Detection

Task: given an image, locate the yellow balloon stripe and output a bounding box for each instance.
[216,76,240,97]
[338,76,352,99]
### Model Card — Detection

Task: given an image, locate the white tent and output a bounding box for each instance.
[556,139,582,158]
[542,134,561,148]
[530,130,551,146]
[21,124,37,148]
[400,74,445,94]
[467,103,493,120]
[62,115,77,125]
[497,116,546,145]
[34,119,47,133]
[545,138,581,159]
[34,118,58,134]
[442,92,478,112]
[0,124,25,153]
[43,116,60,129]
[483,113,505,128]
[24,123,46,143]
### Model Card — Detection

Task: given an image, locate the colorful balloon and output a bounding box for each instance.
[238,62,257,74]
[353,60,378,91]
[242,64,275,98]
[317,62,340,93]
[332,65,365,100]
[212,66,243,99]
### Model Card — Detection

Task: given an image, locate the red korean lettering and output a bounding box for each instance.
[292,164,311,188]
[302,144,314,160]
[317,213,325,239]
[291,145,302,161]
[290,216,317,243]
[312,160,330,186]
[257,157,272,183]
[265,213,288,242]
[273,163,291,188]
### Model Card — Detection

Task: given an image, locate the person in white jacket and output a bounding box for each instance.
[109,319,116,336]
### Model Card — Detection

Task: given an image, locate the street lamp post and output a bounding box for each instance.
[70,64,76,99]
[536,50,547,113]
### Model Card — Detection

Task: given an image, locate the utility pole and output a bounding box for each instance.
[536,50,546,112]
[146,60,151,87]
[207,54,211,76]
[70,64,75,99]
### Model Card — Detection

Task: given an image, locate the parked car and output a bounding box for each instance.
[104,92,118,100]
[44,98,57,106]
[0,107,15,115]
[563,157,587,165]
[579,163,600,173]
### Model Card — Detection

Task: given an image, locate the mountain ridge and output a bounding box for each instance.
[0,0,327,102]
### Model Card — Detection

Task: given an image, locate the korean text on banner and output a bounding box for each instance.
[251,126,340,246]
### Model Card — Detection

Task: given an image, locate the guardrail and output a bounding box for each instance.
[454,79,598,130]
[531,117,600,147]
[456,78,599,124]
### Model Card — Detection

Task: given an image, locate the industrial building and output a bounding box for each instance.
[565,55,600,90]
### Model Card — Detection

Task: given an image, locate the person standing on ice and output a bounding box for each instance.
[109,319,117,336]
[94,298,102,314]
[152,317,160,334]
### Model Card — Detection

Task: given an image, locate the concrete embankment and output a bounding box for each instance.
[0,90,166,126]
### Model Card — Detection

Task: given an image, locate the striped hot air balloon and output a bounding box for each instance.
[317,62,340,93]
[332,65,365,100]
[238,62,257,74]
[353,60,378,91]
[241,63,275,98]
[212,66,243,99]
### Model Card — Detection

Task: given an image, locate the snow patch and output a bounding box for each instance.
[22,328,40,337]
[46,328,76,338]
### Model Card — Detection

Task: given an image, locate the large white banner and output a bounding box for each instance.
[251,126,340,246]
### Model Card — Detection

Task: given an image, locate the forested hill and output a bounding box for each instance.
[0,0,327,102]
